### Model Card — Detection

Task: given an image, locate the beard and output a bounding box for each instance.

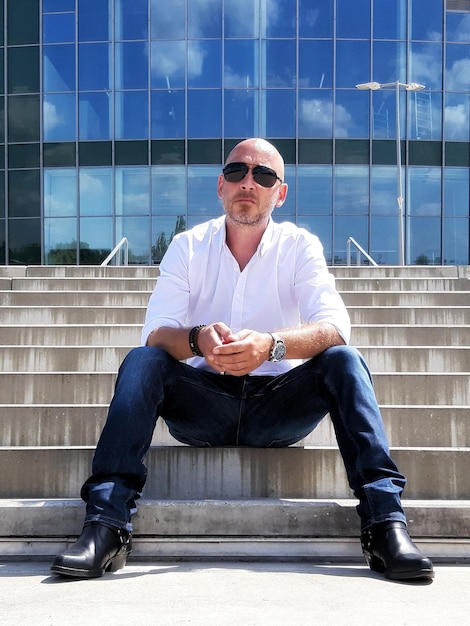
[224,198,274,228]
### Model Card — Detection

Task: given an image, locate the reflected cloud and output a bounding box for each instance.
[445,102,470,139]
[43,101,63,132]
[446,57,470,90]
[151,41,208,84]
[299,97,352,138]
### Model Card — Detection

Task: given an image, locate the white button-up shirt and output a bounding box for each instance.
[141,216,351,375]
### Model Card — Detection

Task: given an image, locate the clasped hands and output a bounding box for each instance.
[197,322,272,376]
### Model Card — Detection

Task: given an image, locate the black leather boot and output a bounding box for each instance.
[361,521,434,581]
[50,522,132,579]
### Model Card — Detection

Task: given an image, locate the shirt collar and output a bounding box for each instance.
[218,216,275,257]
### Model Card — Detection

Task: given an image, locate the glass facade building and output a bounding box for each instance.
[1,0,469,265]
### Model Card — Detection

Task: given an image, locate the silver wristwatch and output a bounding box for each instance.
[268,332,286,362]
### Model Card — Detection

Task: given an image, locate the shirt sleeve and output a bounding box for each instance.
[294,230,351,344]
[140,233,190,345]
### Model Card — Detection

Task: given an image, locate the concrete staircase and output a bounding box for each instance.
[0,265,469,562]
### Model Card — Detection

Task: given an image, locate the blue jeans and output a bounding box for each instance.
[81,345,406,532]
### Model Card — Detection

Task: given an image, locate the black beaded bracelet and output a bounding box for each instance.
[188,324,206,357]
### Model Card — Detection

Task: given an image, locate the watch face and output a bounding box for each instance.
[272,341,286,362]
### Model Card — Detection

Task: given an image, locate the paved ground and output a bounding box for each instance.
[2,560,469,625]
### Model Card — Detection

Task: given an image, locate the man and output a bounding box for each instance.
[51,138,433,581]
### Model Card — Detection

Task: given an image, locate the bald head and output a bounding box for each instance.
[225,138,285,182]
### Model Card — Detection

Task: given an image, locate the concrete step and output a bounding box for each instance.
[342,291,470,306]
[0,372,467,405]
[335,277,470,291]
[25,265,160,278]
[0,345,468,373]
[2,324,468,349]
[348,306,470,325]
[0,307,146,325]
[0,290,151,306]
[2,446,469,499]
[11,277,158,291]
[330,265,461,278]
[0,325,141,345]
[2,498,468,560]
[351,326,470,346]
[1,405,468,448]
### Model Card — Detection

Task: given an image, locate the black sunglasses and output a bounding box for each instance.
[222,162,283,188]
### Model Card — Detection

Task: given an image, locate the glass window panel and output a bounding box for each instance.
[371,166,399,216]
[43,13,75,43]
[44,217,77,264]
[334,166,369,215]
[79,92,112,140]
[444,93,470,141]
[9,218,41,264]
[151,90,185,139]
[446,11,470,44]
[297,166,333,215]
[408,217,441,265]
[0,50,3,95]
[299,0,333,38]
[261,0,296,38]
[151,41,185,89]
[298,90,333,138]
[444,168,469,217]
[371,216,399,265]
[336,0,370,39]
[152,215,187,263]
[8,95,40,142]
[79,216,113,263]
[410,0,441,41]
[336,41,370,89]
[224,0,259,37]
[0,97,3,142]
[296,215,332,263]
[370,89,403,139]
[116,216,151,263]
[409,42,442,90]
[8,170,41,218]
[299,41,332,89]
[224,40,259,89]
[79,43,111,91]
[188,165,220,218]
[373,0,407,40]
[152,166,186,216]
[277,164,296,217]
[446,44,470,90]
[115,91,149,140]
[262,89,295,137]
[408,167,441,217]
[43,45,75,92]
[188,41,222,88]
[224,89,258,138]
[334,216,369,265]
[409,90,441,140]
[8,0,39,45]
[115,167,150,216]
[43,94,76,142]
[335,90,370,139]
[44,0,75,11]
[78,0,110,42]
[79,168,112,216]
[151,0,185,39]
[44,169,77,217]
[8,46,40,94]
[115,42,149,90]
[0,175,4,218]
[187,90,222,138]
[0,220,4,263]
[372,41,406,86]
[443,218,469,265]
[262,40,296,88]
[115,0,148,41]
[188,0,222,38]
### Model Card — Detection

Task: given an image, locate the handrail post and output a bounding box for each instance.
[346,237,378,266]
[101,237,129,266]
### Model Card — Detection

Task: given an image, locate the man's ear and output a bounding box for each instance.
[275,183,288,207]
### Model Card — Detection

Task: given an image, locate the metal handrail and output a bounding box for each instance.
[101,237,129,266]
[346,237,378,266]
